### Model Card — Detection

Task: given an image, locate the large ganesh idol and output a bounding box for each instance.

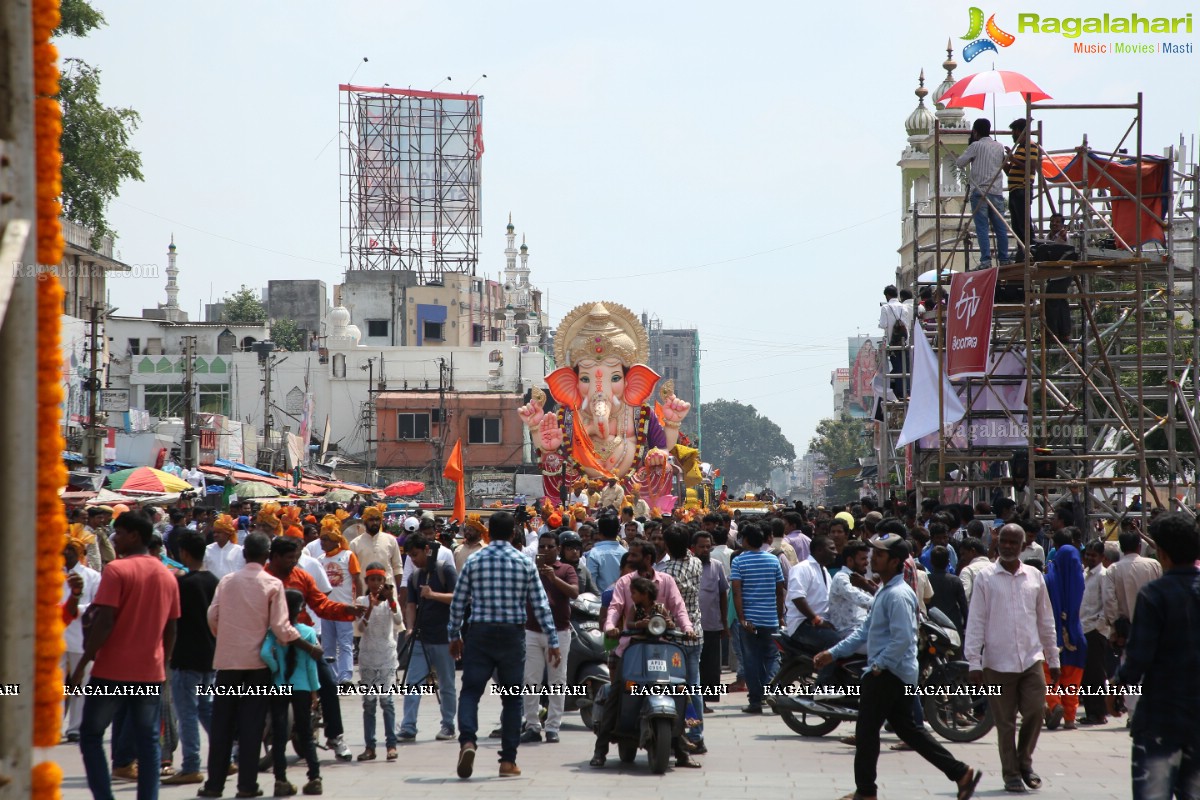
[518,302,690,508]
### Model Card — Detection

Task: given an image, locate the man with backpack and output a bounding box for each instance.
[879,285,911,399]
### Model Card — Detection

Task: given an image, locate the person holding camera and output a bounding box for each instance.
[957,117,1010,267]
[357,562,403,761]
[399,534,459,744]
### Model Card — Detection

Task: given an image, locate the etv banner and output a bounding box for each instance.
[947,267,999,378]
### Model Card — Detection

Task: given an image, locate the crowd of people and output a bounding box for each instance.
[61,488,1199,800]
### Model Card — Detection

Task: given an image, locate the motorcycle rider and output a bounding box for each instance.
[590,539,698,769]
[814,534,983,800]
[785,535,842,652]
[559,531,600,596]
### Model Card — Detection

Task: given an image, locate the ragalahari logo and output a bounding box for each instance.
[962,7,1016,61]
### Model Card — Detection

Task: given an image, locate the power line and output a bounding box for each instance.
[542,209,895,285]
[113,200,344,268]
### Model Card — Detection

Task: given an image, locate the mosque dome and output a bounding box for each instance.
[905,70,935,137]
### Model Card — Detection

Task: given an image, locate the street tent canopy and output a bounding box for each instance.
[1041,150,1172,248]
[383,480,425,497]
[106,467,192,494]
[233,480,281,499]
[199,465,327,496]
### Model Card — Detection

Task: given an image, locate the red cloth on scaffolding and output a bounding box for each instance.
[1041,150,1171,249]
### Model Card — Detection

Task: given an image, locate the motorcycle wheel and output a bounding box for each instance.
[772,658,840,737]
[649,718,672,775]
[578,682,598,730]
[923,677,995,742]
[618,740,638,764]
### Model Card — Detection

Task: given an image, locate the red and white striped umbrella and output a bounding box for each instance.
[939,70,1050,110]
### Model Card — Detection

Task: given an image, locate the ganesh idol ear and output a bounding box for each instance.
[545,367,582,408]
[623,365,661,406]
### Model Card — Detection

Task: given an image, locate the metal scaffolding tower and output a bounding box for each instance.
[880,95,1200,526]
[340,85,483,282]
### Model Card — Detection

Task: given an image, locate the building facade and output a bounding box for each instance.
[644,315,701,446]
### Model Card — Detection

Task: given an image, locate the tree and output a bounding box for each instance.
[270,318,305,351]
[55,0,144,243]
[699,400,796,489]
[808,416,871,503]
[222,286,267,323]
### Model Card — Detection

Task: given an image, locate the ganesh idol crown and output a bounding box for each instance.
[518,301,690,508]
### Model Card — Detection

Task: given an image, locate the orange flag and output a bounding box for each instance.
[442,439,466,524]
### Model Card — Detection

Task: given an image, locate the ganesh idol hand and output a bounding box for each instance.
[644,448,670,469]
[660,394,691,426]
[517,396,546,429]
[536,412,564,452]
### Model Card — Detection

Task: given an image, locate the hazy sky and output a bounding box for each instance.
[68,0,1198,455]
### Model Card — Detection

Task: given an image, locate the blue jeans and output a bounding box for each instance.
[970,189,1009,263]
[322,619,356,684]
[458,623,526,763]
[1131,735,1200,800]
[792,622,847,686]
[111,702,135,768]
[400,640,458,735]
[740,626,778,707]
[730,622,746,681]
[170,669,214,774]
[681,642,703,741]
[360,666,397,748]
[79,679,163,800]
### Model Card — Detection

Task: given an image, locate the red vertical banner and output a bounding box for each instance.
[947,267,999,378]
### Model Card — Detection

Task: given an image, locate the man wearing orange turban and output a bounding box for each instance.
[348,504,403,588]
[456,514,488,571]
[318,516,363,684]
[62,531,101,741]
[203,514,245,579]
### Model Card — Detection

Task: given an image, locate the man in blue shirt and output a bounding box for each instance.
[815,534,982,800]
[919,520,958,575]
[585,513,626,592]
[730,524,785,715]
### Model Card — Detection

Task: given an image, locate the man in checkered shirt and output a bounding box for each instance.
[448,511,561,780]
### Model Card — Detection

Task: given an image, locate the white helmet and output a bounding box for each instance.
[402,516,420,532]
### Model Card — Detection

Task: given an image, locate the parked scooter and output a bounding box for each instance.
[563,592,609,728]
[766,607,993,742]
[592,615,688,774]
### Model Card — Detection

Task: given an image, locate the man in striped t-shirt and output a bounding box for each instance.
[730,523,786,714]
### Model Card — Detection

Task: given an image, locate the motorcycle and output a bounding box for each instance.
[563,592,610,728]
[592,615,688,775]
[766,607,993,742]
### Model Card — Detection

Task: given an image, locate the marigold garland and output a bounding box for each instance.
[32,0,66,797]
[31,762,62,800]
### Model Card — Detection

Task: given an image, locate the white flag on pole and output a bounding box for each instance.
[896,329,966,449]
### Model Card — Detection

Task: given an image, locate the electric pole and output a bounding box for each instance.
[361,357,376,485]
[252,341,276,472]
[84,302,103,472]
[433,357,449,501]
[181,335,195,468]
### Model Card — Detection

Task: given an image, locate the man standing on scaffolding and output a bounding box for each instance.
[957,118,1010,268]
[1005,119,1033,263]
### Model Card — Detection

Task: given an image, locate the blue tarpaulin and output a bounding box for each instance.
[212,459,276,479]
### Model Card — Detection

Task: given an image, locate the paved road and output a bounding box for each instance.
[57,683,1133,800]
